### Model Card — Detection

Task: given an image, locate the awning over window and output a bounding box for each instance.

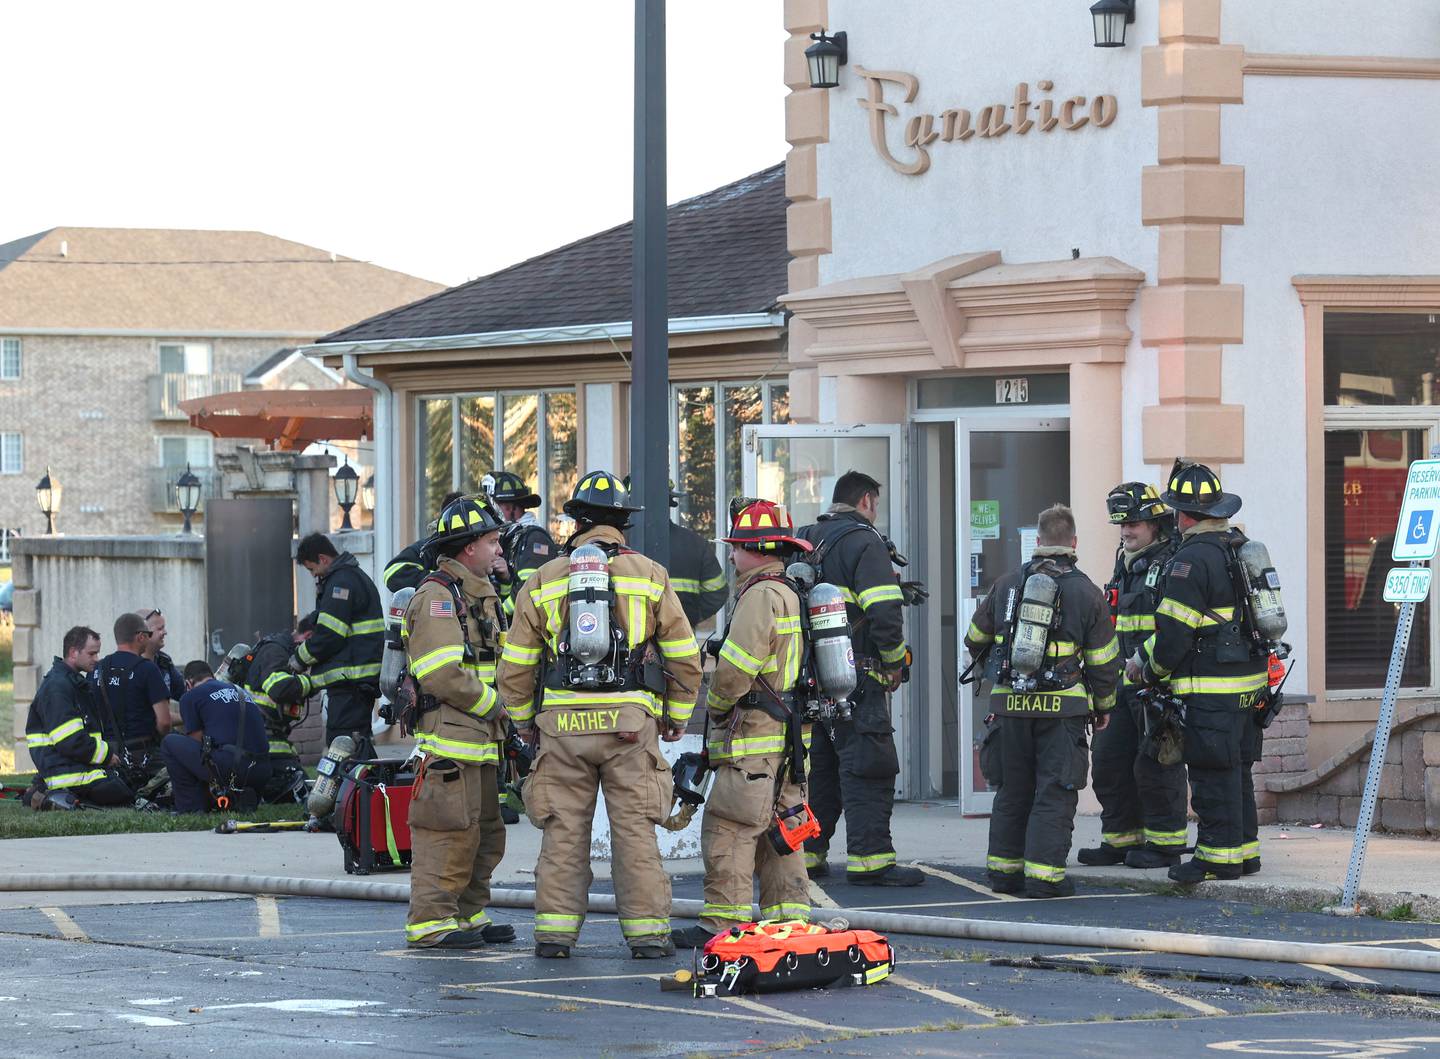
[179,389,372,451]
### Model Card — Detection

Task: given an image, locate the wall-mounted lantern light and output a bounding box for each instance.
[805,29,848,89]
[1091,0,1136,47]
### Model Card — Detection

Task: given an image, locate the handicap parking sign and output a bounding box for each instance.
[1393,460,1440,561]
[1408,509,1434,546]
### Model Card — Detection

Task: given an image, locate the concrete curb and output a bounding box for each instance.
[1072,865,1440,921]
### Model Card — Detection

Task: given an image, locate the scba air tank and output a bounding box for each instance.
[567,544,612,666]
[806,581,857,704]
[378,586,415,701]
[1009,572,1059,680]
[1237,539,1287,643]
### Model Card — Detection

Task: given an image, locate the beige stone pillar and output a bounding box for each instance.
[833,374,907,425]
[1069,363,1124,582]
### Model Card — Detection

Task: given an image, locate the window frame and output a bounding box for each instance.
[668,377,790,549]
[0,431,21,475]
[413,387,577,538]
[154,434,214,469]
[156,341,212,375]
[1320,327,1440,701]
[0,337,20,380]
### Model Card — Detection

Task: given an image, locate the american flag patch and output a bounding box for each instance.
[332,586,350,600]
[430,598,454,617]
[533,542,550,555]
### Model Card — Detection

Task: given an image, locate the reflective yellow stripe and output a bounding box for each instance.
[90,735,109,764]
[308,662,383,686]
[1024,860,1066,882]
[1240,840,1261,859]
[46,769,108,789]
[1085,639,1119,666]
[847,852,896,873]
[1195,844,1245,865]
[701,574,728,591]
[410,645,464,679]
[1145,828,1188,847]
[658,637,700,659]
[535,913,583,936]
[671,578,701,594]
[612,575,663,600]
[702,903,752,920]
[49,717,84,742]
[531,581,568,606]
[776,615,801,633]
[986,855,1023,873]
[542,688,664,718]
[1115,614,1156,633]
[719,639,768,677]
[296,641,317,666]
[501,641,542,666]
[619,917,670,937]
[465,685,499,717]
[965,620,993,645]
[760,903,809,921]
[406,917,458,942]
[351,619,384,635]
[879,642,908,665]
[415,733,500,764]
[857,584,904,609]
[385,560,423,582]
[1102,831,1143,847]
[316,612,350,636]
[665,698,694,725]
[1169,673,1268,695]
[708,734,788,760]
[864,963,892,985]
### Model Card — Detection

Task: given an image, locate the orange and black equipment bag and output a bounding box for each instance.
[694,920,894,996]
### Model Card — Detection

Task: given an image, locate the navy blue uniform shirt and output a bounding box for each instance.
[178,680,268,757]
[96,650,170,744]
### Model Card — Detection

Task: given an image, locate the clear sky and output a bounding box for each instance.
[1,1,788,287]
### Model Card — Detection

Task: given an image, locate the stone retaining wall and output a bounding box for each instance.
[1266,701,1440,836]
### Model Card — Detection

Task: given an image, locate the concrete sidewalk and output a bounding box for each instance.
[1,802,1435,915]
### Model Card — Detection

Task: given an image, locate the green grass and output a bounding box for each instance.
[1383,902,1417,922]
[0,799,307,839]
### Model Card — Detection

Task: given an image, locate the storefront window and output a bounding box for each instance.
[421,397,454,523]
[670,378,790,542]
[1322,310,1440,694]
[418,388,574,537]
[1324,313,1440,406]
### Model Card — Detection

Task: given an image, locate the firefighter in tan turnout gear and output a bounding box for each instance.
[497,471,702,959]
[672,500,812,950]
[401,496,515,948]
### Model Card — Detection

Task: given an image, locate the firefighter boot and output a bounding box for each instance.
[1024,877,1076,899]
[632,939,676,960]
[1169,859,1241,884]
[673,925,717,950]
[535,942,571,958]
[987,873,1024,895]
[1125,846,1182,869]
[848,864,924,887]
[1077,844,1129,866]
[429,927,491,949]
[1243,857,1262,876]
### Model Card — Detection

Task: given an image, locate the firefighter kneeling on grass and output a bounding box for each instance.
[401,496,515,949]
[497,471,701,960]
[965,504,1121,898]
[672,500,813,950]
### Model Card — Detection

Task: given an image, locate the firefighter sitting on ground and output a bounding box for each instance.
[26,625,133,809]
[672,500,812,949]
[497,470,702,960]
[400,496,516,949]
[222,613,317,805]
[965,503,1121,899]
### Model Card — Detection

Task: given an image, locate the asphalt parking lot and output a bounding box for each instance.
[4,864,1440,1057]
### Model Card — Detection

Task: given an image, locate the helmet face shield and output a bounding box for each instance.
[1106,482,1167,524]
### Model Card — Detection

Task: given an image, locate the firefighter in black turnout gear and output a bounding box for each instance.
[223,615,316,804]
[1078,483,1189,870]
[384,491,463,592]
[797,471,922,887]
[634,479,728,628]
[966,505,1121,898]
[294,533,384,757]
[1132,461,1271,884]
[486,471,557,619]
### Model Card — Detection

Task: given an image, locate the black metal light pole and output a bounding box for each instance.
[175,463,202,535]
[630,0,671,566]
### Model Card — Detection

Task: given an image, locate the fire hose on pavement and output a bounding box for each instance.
[1,872,1437,976]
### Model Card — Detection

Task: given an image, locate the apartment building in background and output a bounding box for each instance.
[0,227,442,539]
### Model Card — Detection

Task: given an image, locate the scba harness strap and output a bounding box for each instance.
[726,573,810,790]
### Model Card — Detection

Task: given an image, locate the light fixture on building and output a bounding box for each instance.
[362,474,375,514]
[805,29,848,89]
[176,464,202,535]
[334,458,359,530]
[35,466,61,535]
[1090,0,1136,47]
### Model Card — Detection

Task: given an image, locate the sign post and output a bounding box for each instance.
[1339,454,1440,911]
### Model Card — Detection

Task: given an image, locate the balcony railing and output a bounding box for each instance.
[147,466,221,514]
[147,372,243,420]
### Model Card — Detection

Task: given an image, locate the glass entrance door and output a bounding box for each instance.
[956,417,1070,814]
[741,424,909,796]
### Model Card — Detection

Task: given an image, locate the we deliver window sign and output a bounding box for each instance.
[855,68,1119,176]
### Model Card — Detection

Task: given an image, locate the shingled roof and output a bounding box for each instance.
[318,163,787,346]
[0,228,443,333]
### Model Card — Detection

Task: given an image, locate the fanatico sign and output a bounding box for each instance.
[855,66,1119,177]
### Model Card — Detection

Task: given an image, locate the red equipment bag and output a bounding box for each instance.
[336,759,414,875]
[694,920,894,996]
